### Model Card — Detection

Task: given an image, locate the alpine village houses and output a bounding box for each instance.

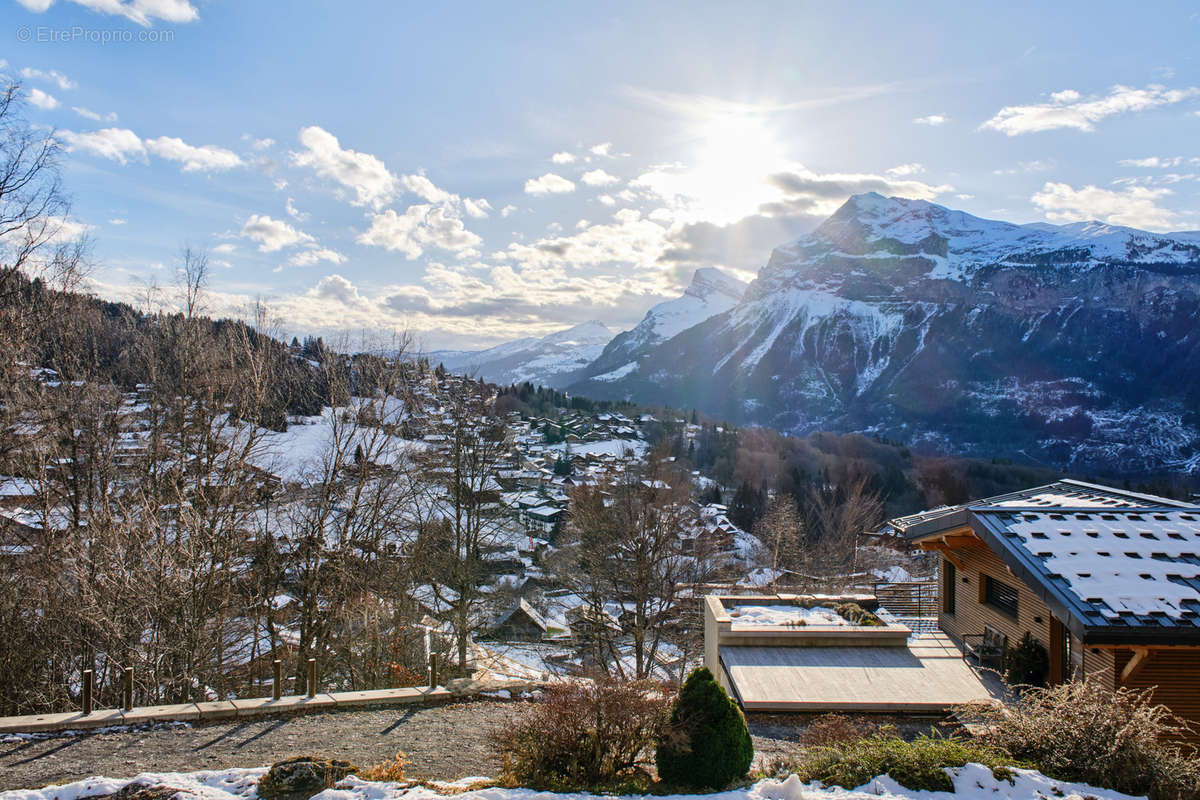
[891,479,1200,740]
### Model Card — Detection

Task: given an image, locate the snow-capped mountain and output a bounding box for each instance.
[428,320,613,388]
[576,268,748,383]
[570,193,1200,475]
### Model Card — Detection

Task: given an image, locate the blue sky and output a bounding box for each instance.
[4,0,1200,349]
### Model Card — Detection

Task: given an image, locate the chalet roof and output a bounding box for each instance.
[890,479,1192,539]
[493,597,548,631]
[969,506,1200,644]
[893,480,1200,644]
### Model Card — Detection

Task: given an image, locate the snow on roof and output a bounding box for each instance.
[525,505,562,518]
[973,506,1200,630]
[892,479,1191,538]
[493,597,548,631]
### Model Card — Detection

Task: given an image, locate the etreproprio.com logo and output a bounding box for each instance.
[17,25,175,44]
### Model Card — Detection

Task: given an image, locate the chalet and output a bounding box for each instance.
[891,479,1200,740]
[491,598,549,641]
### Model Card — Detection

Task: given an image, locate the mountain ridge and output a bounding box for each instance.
[568,193,1200,475]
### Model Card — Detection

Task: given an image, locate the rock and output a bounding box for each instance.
[78,784,195,800]
[257,756,359,800]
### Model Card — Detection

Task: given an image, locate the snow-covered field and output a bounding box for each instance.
[727,605,852,627]
[0,765,1144,800]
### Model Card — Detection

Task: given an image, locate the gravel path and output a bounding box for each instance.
[0,702,524,792]
[0,701,948,792]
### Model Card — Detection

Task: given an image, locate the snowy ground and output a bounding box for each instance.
[728,605,852,627]
[0,765,1144,800]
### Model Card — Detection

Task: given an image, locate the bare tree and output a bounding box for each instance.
[177,246,209,319]
[409,377,508,674]
[804,471,883,590]
[755,494,804,593]
[563,446,695,680]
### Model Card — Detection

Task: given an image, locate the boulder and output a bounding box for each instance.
[257,756,359,800]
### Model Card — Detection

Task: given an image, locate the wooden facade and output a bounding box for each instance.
[924,528,1200,743]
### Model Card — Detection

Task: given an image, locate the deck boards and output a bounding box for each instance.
[722,633,1000,712]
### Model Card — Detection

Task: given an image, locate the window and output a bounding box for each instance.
[983,575,1019,618]
[942,560,956,615]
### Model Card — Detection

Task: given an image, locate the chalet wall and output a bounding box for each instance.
[1113,648,1200,744]
[937,547,1058,664]
[936,548,1198,744]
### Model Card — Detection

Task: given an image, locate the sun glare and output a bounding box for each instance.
[686,114,788,225]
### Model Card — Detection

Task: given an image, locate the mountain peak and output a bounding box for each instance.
[686,267,749,301]
[542,320,611,345]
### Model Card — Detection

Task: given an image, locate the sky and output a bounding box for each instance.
[3,0,1200,350]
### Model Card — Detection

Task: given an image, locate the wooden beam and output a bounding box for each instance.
[1120,647,1152,684]
[942,532,984,547]
[920,541,966,570]
[1089,643,1200,651]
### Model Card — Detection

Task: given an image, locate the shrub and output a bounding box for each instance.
[960,679,1200,800]
[798,713,879,747]
[257,757,359,800]
[361,751,408,782]
[832,602,883,627]
[655,667,753,789]
[494,679,668,791]
[1002,632,1048,686]
[780,732,1013,792]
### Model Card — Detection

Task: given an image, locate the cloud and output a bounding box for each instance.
[292,125,398,208]
[15,0,199,26]
[108,218,126,225]
[462,197,492,218]
[277,199,304,224]
[500,204,517,218]
[885,163,924,177]
[144,136,242,171]
[287,246,347,267]
[581,168,619,186]
[762,167,951,212]
[20,67,75,90]
[358,204,482,259]
[1031,181,1180,231]
[913,113,948,126]
[59,127,146,164]
[1118,156,1199,168]
[992,159,1053,175]
[213,243,237,254]
[500,208,672,276]
[61,128,242,172]
[27,88,59,110]
[981,84,1200,135]
[551,151,575,164]
[243,135,274,150]
[240,214,315,252]
[72,106,117,122]
[309,274,367,306]
[524,172,576,195]
[400,172,455,205]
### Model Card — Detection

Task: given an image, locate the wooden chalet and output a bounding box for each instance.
[891,479,1200,742]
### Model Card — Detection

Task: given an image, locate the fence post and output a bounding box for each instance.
[123,667,134,711]
[306,658,316,698]
[429,652,438,688]
[81,669,93,715]
[272,659,282,700]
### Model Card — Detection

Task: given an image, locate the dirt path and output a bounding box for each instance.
[0,700,944,793]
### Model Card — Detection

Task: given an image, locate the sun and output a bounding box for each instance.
[685,114,789,225]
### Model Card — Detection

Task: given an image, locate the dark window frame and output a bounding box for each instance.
[983,574,1019,619]
[942,559,957,615]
